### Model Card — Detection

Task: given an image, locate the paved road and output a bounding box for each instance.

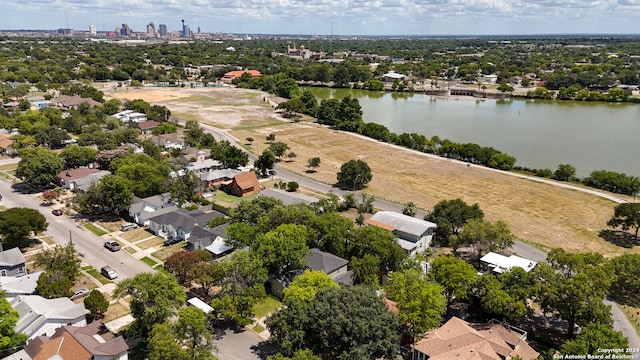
[212,322,276,360]
[0,178,154,281]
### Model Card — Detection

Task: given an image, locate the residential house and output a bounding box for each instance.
[57,168,102,191]
[185,158,224,174]
[187,223,233,259]
[51,95,101,110]
[227,171,262,197]
[137,120,160,134]
[271,249,352,298]
[149,133,184,150]
[128,193,175,226]
[0,248,27,277]
[220,70,261,84]
[11,295,88,340]
[412,317,539,360]
[5,320,128,360]
[71,170,111,193]
[112,110,148,123]
[0,134,16,156]
[148,209,225,241]
[198,168,242,190]
[479,252,537,274]
[181,147,211,163]
[366,211,437,257]
[0,271,43,301]
[257,188,319,206]
[381,71,408,83]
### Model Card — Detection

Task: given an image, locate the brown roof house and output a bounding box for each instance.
[220,70,261,84]
[6,320,128,360]
[51,95,101,109]
[57,168,108,192]
[228,171,262,197]
[411,317,539,360]
[0,134,16,156]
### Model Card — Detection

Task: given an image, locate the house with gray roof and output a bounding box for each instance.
[128,192,175,226]
[187,223,233,258]
[366,211,437,257]
[0,271,42,301]
[148,209,225,241]
[11,295,88,340]
[6,320,128,360]
[185,158,223,174]
[71,170,111,193]
[257,189,319,206]
[0,248,27,277]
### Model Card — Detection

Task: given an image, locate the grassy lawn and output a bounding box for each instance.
[211,190,258,208]
[141,257,157,267]
[84,267,112,285]
[137,236,165,250]
[252,324,265,334]
[96,220,124,233]
[253,295,282,319]
[617,303,640,336]
[103,302,130,323]
[151,242,187,261]
[84,223,107,236]
[0,164,17,171]
[120,228,153,242]
[124,247,137,255]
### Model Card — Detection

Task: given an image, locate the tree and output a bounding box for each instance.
[553,163,577,181]
[147,322,187,360]
[283,269,338,305]
[99,174,134,214]
[384,268,447,341]
[269,142,290,161]
[453,218,514,259]
[164,250,201,284]
[16,147,64,187]
[473,273,529,323]
[607,202,640,241]
[169,171,201,207]
[336,159,372,190]
[608,254,640,305]
[34,242,81,298]
[246,137,254,145]
[429,255,477,304]
[84,290,109,320]
[559,323,628,356]
[306,212,354,257]
[347,226,406,274]
[0,291,27,353]
[254,150,276,177]
[306,157,321,172]
[251,224,309,275]
[287,181,299,192]
[188,262,220,297]
[266,133,276,142]
[268,349,321,360]
[402,201,418,217]
[60,145,98,169]
[534,248,612,338]
[114,272,186,336]
[266,286,399,359]
[349,254,381,285]
[425,199,484,246]
[286,152,297,162]
[173,306,216,360]
[0,208,48,248]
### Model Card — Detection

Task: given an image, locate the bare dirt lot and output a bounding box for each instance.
[108,86,636,257]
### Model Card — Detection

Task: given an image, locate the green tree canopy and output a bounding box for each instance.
[429,255,477,304]
[0,291,26,352]
[336,159,372,190]
[607,202,640,241]
[559,323,628,356]
[453,218,514,259]
[346,225,406,274]
[283,269,339,305]
[254,149,276,177]
[114,272,186,336]
[267,286,399,359]
[425,199,484,246]
[608,253,640,306]
[84,290,109,320]
[60,145,99,169]
[16,147,64,187]
[251,224,309,275]
[0,208,48,248]
[34,242,81,298]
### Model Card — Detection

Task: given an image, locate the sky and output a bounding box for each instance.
[2,0,640,36]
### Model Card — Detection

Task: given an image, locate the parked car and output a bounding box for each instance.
[104,240,121,252]
[100,266,118,280]
[70,288,90,300]
[121,222,138,232]
[163,238,182,246]
[51,209,63,216]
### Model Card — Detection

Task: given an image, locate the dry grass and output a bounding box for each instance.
[107,86,635,257]
[103,302,130,323]
[231,122,631,257]
[119,228,153,242]
[136,236,165,250]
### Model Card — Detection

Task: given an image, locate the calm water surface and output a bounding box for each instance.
[307,88,640,178]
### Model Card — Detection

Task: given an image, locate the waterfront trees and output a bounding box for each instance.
[336,159,372,190]
[607,202,640,241]
[425,199,484,246]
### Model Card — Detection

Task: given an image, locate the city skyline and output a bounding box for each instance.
[2,0,640,36]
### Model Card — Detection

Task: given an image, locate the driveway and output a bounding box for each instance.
[213,321,277,360]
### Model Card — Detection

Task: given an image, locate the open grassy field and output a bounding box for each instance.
[109,86,634,257]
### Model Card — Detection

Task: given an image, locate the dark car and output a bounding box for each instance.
[104,240,121,252]
[163,238,182,246]
[51,209,63,216]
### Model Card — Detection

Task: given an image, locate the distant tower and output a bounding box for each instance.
[158,24,167,36]
[182,19,190,37]
[197,25,201,34]
[147,22,156,37]
[89,25,97,35]
[121,23,131,36]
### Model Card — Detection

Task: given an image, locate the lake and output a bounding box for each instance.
[307,87,640,178]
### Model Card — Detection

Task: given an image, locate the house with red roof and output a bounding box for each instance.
[220,70,261,84]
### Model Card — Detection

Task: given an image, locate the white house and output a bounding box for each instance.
[479,252,538,274]
[128,193,175,226]
[11,295,88,340]
[366,211,437,257]
[112,110,148,123]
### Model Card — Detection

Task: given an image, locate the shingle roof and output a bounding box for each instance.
[413,317,539,360]
[11,295,89,339]
[0,271,42,297]
[305,248,348,274]
[57,168,101,182]
[233,172,260,190]
[0,248,25,267]
[148,209,224,233]
[368,211,436,237]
